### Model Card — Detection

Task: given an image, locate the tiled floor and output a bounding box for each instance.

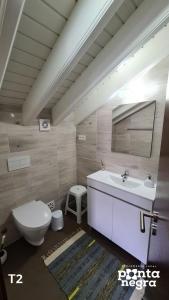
[2,215,138,300]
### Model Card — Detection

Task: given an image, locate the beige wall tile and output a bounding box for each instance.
[77,69,166,184]
[0,134,9,154]
[0,112,76,245]
[77,157,100,185]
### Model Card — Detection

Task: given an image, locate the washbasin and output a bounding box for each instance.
[109,175,141,188]
[87,170,156,201]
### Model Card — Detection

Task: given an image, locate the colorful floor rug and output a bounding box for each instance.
[43,230,137,300]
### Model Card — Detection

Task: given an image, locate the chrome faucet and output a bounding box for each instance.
[121,170,129,182]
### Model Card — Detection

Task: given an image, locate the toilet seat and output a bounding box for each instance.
[12,200,51,230]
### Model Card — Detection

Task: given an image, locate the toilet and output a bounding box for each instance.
[12,200,52,246]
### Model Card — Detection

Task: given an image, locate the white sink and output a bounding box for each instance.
[87,170,154,264]
[109,175,141,188]
[87,170,156,202]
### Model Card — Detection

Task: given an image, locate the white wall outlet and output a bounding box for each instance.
[78,134,86,141]
[47,200,55,211]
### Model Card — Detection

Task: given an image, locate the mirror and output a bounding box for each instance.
[111,101,156,157]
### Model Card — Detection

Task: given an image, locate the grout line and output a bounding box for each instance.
[6,70,36,80]
[3,80,32,88]
[40,0,68,21]
[93,40,105,49]
[64,78,74,84]
[78,61,88,67]
[10,58,41,71]
[61,83,73,89]
[85,52,95,60]
[130,0,138,9]
[0,95,26,100]
[18,31,52,49]
[1,88,28,95]
[13,46,46,61]
[55,91,64,96]
[93,40,104,49]
[115,12,125,25]
[23,12,60,36]
[103,28,113,38]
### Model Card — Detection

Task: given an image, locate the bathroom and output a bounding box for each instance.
[0,0,169,299]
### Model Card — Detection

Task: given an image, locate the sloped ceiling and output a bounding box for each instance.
[0,0,143,112]
[0,0,76,107]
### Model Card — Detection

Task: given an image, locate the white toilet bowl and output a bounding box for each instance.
[12,200,52,246]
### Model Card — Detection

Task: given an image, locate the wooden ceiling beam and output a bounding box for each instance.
[74,24,169,125]
[52,0,169,125]
[22,0,125,124]
[0,0,25,88]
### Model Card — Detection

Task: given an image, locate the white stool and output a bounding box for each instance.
[65,185,87,224]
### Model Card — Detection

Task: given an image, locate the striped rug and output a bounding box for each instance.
[44,230,141,300]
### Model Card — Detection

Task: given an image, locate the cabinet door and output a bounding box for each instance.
[112,198,151,264]
[87,187,113,240]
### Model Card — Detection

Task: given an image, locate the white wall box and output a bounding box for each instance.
[7,156,31,171]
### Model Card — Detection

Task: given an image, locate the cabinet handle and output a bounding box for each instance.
[140,211,146,233]
[140,210,168,233]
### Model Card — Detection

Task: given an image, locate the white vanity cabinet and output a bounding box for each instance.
[112,197,151,264]
[87,184,152,264]
[87,187,113,240]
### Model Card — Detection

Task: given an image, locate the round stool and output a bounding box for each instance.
[65,185,87,224]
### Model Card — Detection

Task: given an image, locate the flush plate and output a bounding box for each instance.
[7,155,31,171]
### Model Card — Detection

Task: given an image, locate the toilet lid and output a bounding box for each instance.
[12,200,52,228]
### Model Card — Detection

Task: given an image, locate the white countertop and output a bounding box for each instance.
[87,170,156,201]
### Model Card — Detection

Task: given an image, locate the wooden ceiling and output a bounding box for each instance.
[0,0,143,111]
